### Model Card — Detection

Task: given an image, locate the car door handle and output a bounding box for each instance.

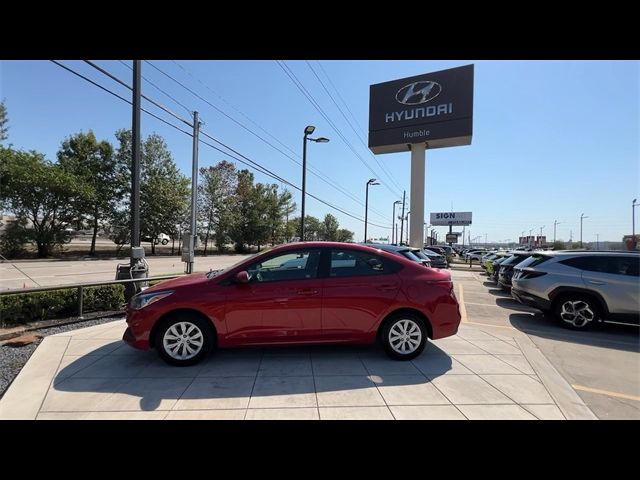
[296,289,319,296]
[587,280,605,285]
[376,284,397,291]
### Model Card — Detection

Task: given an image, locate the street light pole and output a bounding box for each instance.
[300,125,329,241]
[392,200,401,244]
[633,199,637,249]
[364,179,380,242]
[580,213,588,248]
[553,220,561,243]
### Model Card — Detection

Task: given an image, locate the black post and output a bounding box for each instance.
[392,202,397,244]
[399,191,406,246]
[130,60,142,258]
[364,182,369,243]
[300,133,308,241]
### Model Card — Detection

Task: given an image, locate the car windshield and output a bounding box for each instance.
[206,253,258,278]
[400,250,421,262]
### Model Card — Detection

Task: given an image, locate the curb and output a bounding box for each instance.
[514,333,598,420]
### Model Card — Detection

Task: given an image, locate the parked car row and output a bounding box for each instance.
[482,249,639,330]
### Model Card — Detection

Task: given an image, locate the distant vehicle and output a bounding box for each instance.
[497,252,536,290]
[141,233,171,246]
[420,248,448,269]
[365,243,431,268]
[511,251,639,329]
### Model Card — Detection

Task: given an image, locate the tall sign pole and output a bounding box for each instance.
[399,190,406,245]
[409,143,425,248]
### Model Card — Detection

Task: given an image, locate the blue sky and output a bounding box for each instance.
[1,60,638,244]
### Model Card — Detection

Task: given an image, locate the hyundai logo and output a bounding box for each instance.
[395,81,442,105]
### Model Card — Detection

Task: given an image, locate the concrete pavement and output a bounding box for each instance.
[0,317,593,420]
[0,254,252,290]
[454,268,640,419]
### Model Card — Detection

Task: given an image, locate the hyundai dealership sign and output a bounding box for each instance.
[369,65,474,154]
[430,211,472,226]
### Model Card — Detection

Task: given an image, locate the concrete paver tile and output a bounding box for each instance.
[258,356,312,377]
[429,375,513,405]
[248,376,316,409]
[411,354,472,376]
[481,374,555,404]
[165,410,246,420]
[315,376,386,407]
[375,375,450,406]
[196,355,261,378]
[94,378,192,411]
[173,377,255,410]
[495,354,536,375]
[457,405,537,420]
[312,356,368,376]
[426,338,486,355]
[40,377,128,412]
[452,354,522,375]
[319,406,394,420]
[246,408,319,420]
[522,404,566,420]
[467,340,522,355]
[390,405,466,420]
[64,338,122,356]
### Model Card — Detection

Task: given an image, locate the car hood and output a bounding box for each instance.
[142,272,209,293]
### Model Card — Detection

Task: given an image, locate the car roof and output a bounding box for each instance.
[363,243,411,252]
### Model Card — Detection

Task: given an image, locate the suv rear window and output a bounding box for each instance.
[516,254,552,269]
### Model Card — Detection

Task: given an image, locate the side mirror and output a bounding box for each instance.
[235,271,250,284]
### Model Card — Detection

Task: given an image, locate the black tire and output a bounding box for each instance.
[154,312,215,366]
[161,239,169,245]
[553,294,601,330]
[381,312,428,360]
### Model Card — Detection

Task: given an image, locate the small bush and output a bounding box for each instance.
[0,284,125,327]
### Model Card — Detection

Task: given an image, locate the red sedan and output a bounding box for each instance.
[124,242,461,366]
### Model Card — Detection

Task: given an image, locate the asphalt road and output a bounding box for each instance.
[0,254,253,290]
[452,266,640,420]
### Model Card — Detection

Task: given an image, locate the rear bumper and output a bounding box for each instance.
[511,288,551,311]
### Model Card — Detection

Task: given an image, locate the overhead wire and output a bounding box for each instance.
[50,60,392,230]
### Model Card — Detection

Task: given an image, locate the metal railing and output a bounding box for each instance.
[0,274,184,318]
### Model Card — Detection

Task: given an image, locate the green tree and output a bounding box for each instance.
[319,213,340,241]
[198,160,237,254]
[0,100,8,142]
[552,240,566,250]
[335,228,354,242]
[57,130,124,256]
[0,147,89,257]
[113,129,190,255]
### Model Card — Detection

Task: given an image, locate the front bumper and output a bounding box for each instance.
[511,288,551,311]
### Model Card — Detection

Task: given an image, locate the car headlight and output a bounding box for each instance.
[130,290,174,310]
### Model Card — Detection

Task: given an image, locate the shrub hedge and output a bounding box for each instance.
[0,284,125,327]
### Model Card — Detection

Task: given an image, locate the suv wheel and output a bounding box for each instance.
[155,313,214,366]
[381,313,427,360]
[554,295,600,330]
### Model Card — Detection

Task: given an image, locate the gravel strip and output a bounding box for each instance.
[0,316,124,399]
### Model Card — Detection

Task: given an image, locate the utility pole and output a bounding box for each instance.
[130,60,142,261]
[596,233,599,250]
[485,233,487,248]
[580,213,588,248]
[399,190,406,245]
[185,111,200,274]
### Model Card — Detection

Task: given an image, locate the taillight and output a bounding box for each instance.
[519,270,547,280]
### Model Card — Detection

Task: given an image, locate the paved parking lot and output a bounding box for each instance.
[2,266,635,420]
[0,313,595,420]
[453,266,640,420]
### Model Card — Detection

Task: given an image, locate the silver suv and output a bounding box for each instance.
[511,251,639,329]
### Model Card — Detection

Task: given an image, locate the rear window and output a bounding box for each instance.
[400,250,421,262]
[516,254,552,269]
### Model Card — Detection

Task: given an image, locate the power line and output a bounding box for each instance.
[117,60,192,115]
[83,60,192,127]
[306,60,405,195]
[50,60,392,231]
[276,60,404,199]
[143,60,390,222]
